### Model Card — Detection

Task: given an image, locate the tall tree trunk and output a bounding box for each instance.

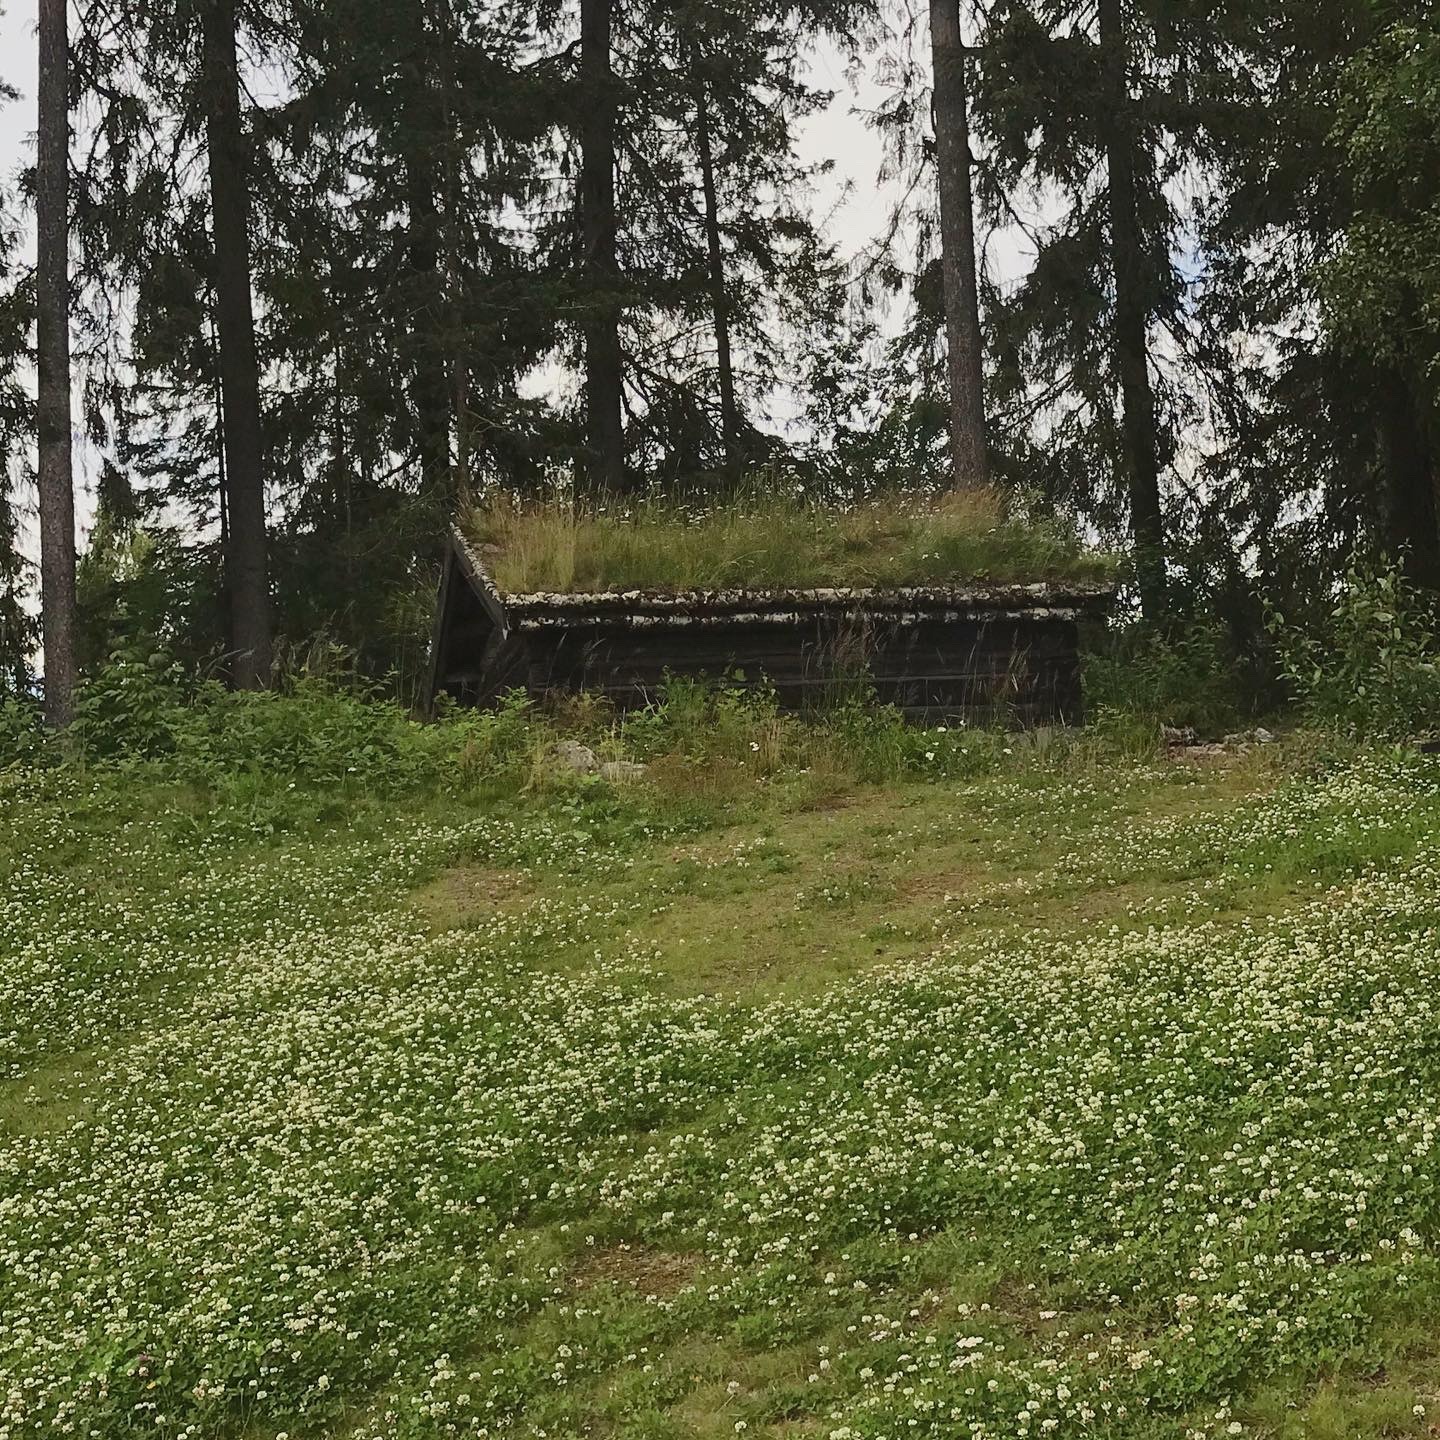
[1099,0,1166,622]
[694,84,739,479]
[929,0,989,491]
[1378,370,1440,591]
[204,0,272,688]
[406,152,453,505]
[579,0,625,497]
[36,0,76,728]
[435,0,471,507]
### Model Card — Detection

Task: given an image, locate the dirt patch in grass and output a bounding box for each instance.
[895,857,998,906]
[405,761,1289,1005]
[572,1244,701,1298]
[412,864,533,930]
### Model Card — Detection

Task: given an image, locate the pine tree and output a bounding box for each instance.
[1197,0,1440,597]
[691,76,739,477]
[849,0,996,493]
[972,0,1252,619]
[563,0,861,490]
[36,0,77,723]
[203,0,272,686]
[579,0,627,494]
[1316,9,1440,588]
[929,0,988,489]
[69,0,558,681]
[1097,0,1165,617]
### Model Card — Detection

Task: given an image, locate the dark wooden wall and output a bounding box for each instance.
[437,607,1085,725]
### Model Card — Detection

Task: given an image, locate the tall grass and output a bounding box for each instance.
[463,490,1114,594]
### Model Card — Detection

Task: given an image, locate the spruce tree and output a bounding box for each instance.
[973,0,1252,619]
[929,0,988,490]
[36,0,77,722]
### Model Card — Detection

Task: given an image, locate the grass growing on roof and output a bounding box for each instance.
[462,488,1115,594]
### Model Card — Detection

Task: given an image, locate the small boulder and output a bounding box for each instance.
[552,739,600,775]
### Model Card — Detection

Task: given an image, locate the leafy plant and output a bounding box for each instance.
[1085,622,1255,738]
[1272,558,1440,739]
[0,695,45,766]
[71,644,188,759]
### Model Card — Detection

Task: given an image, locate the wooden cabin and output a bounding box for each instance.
[429,526,1116,726]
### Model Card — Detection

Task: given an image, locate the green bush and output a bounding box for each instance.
[165,678,449,791]
[0,696,45,766]
[60,648,548,798]
[72,646,188,759]
[622,675,787,765]
[15,632,1254,803]
[1084,622,1253,737]
[1272,558,1440,740]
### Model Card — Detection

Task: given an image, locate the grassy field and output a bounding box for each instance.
[4,737,1440,1438]
[462,491,1114,594]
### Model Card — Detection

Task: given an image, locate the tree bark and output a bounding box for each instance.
[1099,0,1167,623]
[36,0,76,728]
[929,0,989,491]
[204,0,272,687]
[694,84,739,479]
[579,0,625,497]
[1378,370,1440,591]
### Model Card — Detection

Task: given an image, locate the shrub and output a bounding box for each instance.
[66,649,537,797]
[623,675,787,768]
[1272,558,1440,740]
[72,645,188,759]
[1084,622,1254,738]
[0,696,45,766]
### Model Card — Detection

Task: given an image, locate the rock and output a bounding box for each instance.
[548,742,646,782]
[552,739,600,775]
[1221,727,1277,748]
[599,759,648,783]
[1174,742,1232,765]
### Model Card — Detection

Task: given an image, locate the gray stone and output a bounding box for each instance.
[552,739,600,775]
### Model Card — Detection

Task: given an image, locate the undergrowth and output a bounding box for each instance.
[0,648,1169,830]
